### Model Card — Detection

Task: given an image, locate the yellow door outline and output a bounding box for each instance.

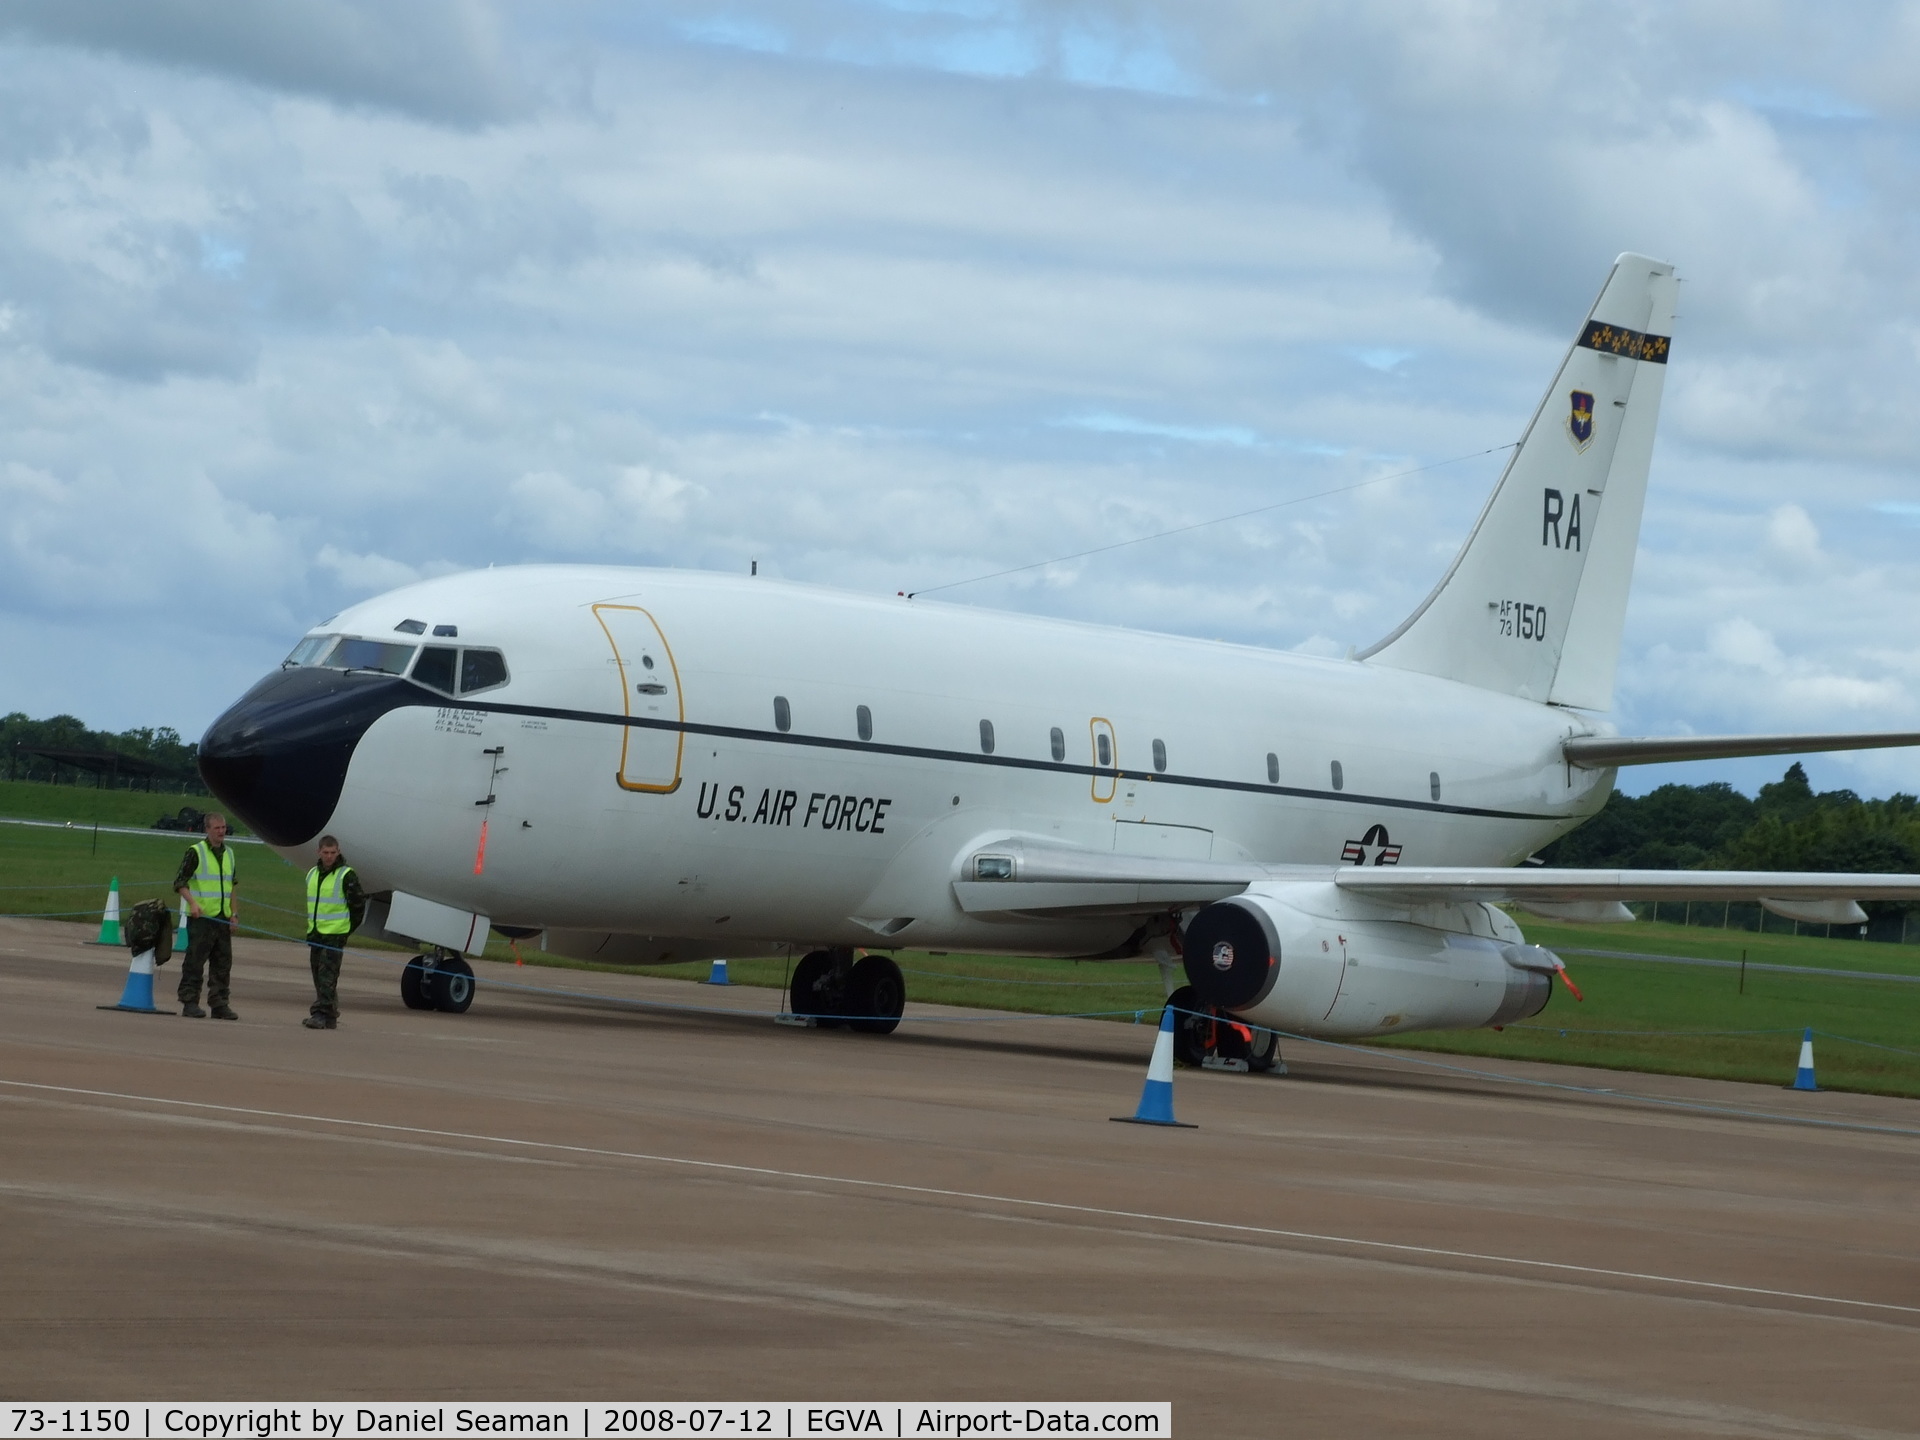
[1089,717,1117,803]
[593,603,686,794]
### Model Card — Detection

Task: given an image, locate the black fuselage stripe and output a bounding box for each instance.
[430,693,1561,823]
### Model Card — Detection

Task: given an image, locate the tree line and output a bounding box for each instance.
[2,711,205,792]
[1536,763,1920,876]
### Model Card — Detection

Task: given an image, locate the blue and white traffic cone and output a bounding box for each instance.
[174,901,189,955]
[98,947,166,1014]
[93,877,122,946]
[702,957,732,986]
[1111,1006,1197,1128]
[1790,1027,1820,1091]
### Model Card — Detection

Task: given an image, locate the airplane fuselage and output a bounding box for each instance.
[221,565,1615,960]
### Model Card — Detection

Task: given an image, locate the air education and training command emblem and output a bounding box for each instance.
[1567,390,1595,453]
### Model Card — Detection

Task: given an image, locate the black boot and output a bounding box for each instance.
[181,1003,207,1018]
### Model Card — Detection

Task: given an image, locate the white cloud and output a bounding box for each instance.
[0,2,1914,799]
[1708,617,1785,672]
[1766,502,1822,562]
[314,544,428,593]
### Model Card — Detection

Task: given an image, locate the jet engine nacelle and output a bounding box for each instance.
[1180,882,1556,1039]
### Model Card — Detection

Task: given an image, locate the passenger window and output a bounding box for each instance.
[410,646,458,694]
[1266,752,1279,784]
[458,649,509,694]
[774,696,791,732]
[1430,771,1442,802]
[979,719,995,755]
[393,619,427,635]
[1050,727,1065,763]
[1331,761,1344,791]
[857,705,873,742]
[323,637,417,675]
[1096,733,1112,767]
[1152,739,1167,773]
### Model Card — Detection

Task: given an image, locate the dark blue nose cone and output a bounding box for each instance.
[199,668,421,847]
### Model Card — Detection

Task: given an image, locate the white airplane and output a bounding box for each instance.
[201,253,1920,1068]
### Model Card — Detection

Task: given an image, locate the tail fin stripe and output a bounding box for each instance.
[1578,322,1671,363]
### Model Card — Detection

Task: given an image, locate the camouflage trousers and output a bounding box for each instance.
[307,933,346,1019]
[178,917,233,1009]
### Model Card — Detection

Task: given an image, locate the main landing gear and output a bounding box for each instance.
[1165,984,1283,1074]
[401,948,476,1014]
[787,948,905,1035]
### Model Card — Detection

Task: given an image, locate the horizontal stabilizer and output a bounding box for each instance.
[1566,730,1920,768]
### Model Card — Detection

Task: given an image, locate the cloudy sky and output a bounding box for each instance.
[3,0,1918,797]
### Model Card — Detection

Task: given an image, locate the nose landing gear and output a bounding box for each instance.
[400,949,477,1014]
[786,948,905,1034]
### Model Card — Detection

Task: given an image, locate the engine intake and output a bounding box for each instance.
[1181,898,1282,1009]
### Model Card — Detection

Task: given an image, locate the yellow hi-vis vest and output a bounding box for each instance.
[189,840,235,919]
[306,864,354,935]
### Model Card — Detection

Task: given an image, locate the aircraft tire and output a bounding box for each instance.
[846,955,905,1035]
[430,955,476,1014]
[1165,985,1214,1067]
[1245,1024,1281,1073]
[400,956,434,1010]
[789,950,842,1027]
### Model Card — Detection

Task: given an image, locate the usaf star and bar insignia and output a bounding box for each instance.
[1341,823,1402,866]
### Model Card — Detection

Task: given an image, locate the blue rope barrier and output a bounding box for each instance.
[897,964,1156,988]
[1813,1032,1920,1059]
[1510,1024,1799,1038]
[0,880,175,891]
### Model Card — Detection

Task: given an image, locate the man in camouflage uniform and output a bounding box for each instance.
[173,813,239,1019]
[302,834,366,1029]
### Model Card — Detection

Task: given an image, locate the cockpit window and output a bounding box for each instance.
[284,634,332,667]
[410,646,458,694]
[322,637,417,674]
[459,648,509,694]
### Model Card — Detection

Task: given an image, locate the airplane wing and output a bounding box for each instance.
[953,840,1920,916]
[1564,731,1920,768]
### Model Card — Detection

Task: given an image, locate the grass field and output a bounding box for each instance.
[0,778,243,833]
[2,778,1914,1098]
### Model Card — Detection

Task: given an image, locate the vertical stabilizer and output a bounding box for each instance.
[1359,254,1676,708]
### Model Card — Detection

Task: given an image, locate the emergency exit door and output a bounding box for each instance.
[593,603,684,792]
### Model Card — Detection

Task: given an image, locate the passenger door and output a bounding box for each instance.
[1089,718,1117,803]
[593,603,684,792]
